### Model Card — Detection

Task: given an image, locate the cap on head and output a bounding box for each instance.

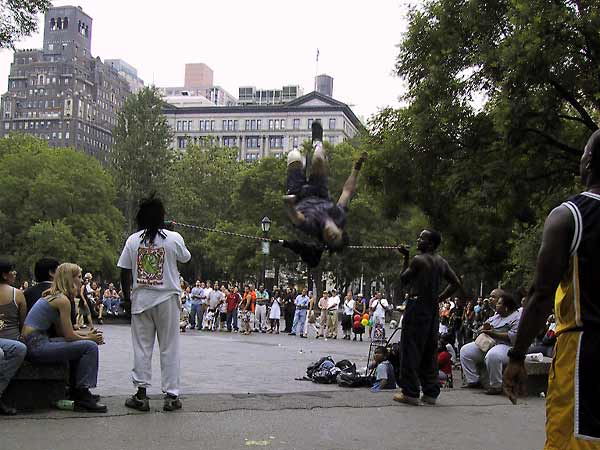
[84,272,92,280]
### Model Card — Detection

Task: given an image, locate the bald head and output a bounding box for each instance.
[581,130,600,186]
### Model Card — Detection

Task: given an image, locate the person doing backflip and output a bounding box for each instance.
[276,121,367,267]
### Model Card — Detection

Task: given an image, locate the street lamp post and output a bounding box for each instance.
[260,216,271,286]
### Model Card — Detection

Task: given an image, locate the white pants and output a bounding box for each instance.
[460,341,510,389]
[131,296,181,396]
[255,304,267,330]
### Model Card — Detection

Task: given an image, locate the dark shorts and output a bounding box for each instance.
[286,166,328,200]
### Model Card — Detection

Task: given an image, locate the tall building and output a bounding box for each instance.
[159,63,237,107]
[0,6,131,163]
[184,63,213,88]
[163,91,362,161]
[105,59,144,92]
[238,85,304,105]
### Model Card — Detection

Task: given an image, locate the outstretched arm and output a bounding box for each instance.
[337,152,367,209]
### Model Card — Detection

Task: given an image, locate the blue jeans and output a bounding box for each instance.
[24,334,99,389]
[292,310,307,335]
[189,303,202,329]
[226,308,238,331]
[0,338,27,395]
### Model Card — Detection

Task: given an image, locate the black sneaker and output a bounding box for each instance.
[0,400,16,416]
[125,394,150,412]
[163,395,182,412]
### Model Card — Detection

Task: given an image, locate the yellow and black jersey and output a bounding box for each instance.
[554,191,600,335]
[546,191,600,448]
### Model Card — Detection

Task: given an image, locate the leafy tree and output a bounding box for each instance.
[0,136,124,279]
[111,86,173,231]
[0,0,51,49]
[369,0,599,291]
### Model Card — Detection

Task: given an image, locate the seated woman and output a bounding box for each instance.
[459,291,521,395]
[21,263,106,412]
[0,259,28,415]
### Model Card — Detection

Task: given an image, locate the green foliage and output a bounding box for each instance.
[0,0,51,49]
[369,0,599,292]
[111,86,173,231]
[0,135,124,279]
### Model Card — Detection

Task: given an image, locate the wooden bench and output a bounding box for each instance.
[3,361,69,410]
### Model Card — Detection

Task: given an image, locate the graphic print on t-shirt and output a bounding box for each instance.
[136,246,166,286]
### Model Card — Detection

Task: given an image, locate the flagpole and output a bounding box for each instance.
[314,48,319,91]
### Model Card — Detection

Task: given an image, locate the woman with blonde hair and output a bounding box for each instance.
[21,263,106,412]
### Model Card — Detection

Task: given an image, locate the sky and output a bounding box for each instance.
[0,0,412,121]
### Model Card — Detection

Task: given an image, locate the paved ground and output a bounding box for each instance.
[0,324,547,450]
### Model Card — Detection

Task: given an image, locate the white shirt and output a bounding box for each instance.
[117,229,191,314]
[208,289,223,309]
[328,295,340,310]
[343,298,355,315]
[371,298,389,317]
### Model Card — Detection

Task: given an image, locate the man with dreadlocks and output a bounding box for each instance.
[118,195,191,412]
[275,122,367,268]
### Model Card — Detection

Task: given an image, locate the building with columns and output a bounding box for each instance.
[163,90,362,161]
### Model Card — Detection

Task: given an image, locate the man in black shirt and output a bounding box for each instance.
[23,258,59,312]
[393,230,461,406]
[277,122,366,267]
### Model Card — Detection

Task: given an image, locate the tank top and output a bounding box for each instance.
[23,296,61,332]
[554,192,600,335]
[0,288,19,340]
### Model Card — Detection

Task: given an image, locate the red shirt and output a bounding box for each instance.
[226,293,241,313]
[438,351,452,375]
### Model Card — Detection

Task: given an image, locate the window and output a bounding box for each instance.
[293,136,299,147]
[329,118,336,130]
[177,137,186,149]
[328,136,338,145]
[280,119,286,130]
[3,122,9,130]
[269,136,283,148]
[246,136,260,148]
[269,119,274,130]
[223,136,237,147]
[234,120,238,131]
[176,120,181,131]
[308,119,313,129]
[210,120,215,131]
[188,120,192,131]
[257,119,262,130]
[245,119,250,130]
[200,120,205,131]
[274,120,280,130]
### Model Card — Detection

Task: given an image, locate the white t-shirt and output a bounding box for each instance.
[343,298,355,315]
[208,289,223,309]
[371,298,389,317]
[328,295,340,310]
[117,229,191,314]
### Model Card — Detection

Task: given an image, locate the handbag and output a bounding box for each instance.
[474,332,496,353]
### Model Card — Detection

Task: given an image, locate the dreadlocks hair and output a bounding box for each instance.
[136,194,167,245]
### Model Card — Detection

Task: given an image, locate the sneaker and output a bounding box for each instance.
[485,387,503,395]
[163,395,182,412]
[288,332,296,336]
[125,394,150,412]
[97,318,103,325]
[393,393,421,406]
[315,335,320,339]
[300,334,307,338]
[421,395,437,405]
[0,400,17,416]
[462,382,482,389]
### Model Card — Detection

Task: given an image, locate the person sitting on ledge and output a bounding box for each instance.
[20,263,106,413]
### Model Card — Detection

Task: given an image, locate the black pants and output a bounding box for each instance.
[284,307,295,332]
[399,299,440,399]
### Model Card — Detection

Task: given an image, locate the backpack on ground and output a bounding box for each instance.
[337,372,374,388]
[306,356,334,379]
[335,359,356,374]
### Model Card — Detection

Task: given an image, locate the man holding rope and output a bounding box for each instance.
[275,121,367,267]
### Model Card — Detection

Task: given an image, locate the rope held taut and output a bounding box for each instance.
[169,220,408,250]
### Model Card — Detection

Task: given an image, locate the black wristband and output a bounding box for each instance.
[507,348,526,362]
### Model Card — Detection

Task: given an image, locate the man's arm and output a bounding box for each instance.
[438,260,462,302]
[336,152,367,209]
[512,206,573,355]
[283,196,305,226]
[120,268,133,315]
[503,205,573,403]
